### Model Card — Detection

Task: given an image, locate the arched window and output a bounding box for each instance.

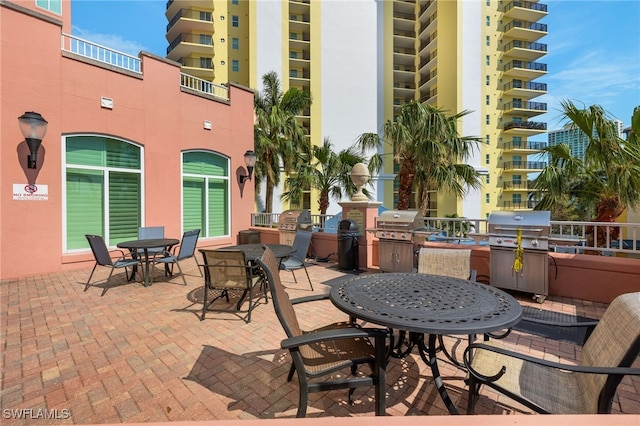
[182,151,230,238]
[64,135,142,251]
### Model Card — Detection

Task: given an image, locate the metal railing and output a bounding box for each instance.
[61,33,141,73]
[251,213,640,256]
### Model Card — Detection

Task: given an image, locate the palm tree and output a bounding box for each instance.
[254,71,312,213]
[356,100,482,214]
[532,102,640,250]
[281,137,376,217]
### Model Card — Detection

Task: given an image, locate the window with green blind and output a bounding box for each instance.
[182,151,229,237]
[36,0,62,14]
[65,136,142,251]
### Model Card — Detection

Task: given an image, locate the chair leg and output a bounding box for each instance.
[296,380,309,418]
[287,363,296,382]
[467,376,478,414]
[290,270,298,283]
[85,263,99,291]
[302,264,313,291]
[174,261,187,286]
[201,286,209,321]
[101,268,116,296]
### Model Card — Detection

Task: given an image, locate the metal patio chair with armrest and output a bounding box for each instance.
[153,229,200,285]
[84,234,142,296]
[279,229,314,291]
[417,247,477,281]
[199,248,265,323]
[256,245,388,418]
[464,291,640,414]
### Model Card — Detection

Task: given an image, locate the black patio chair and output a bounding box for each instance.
[84,234,142,296]
[279,229,314,290]
[153,229,200,285]
[465,291,640,414]
[256,245,388,418]
[199,248,265,323]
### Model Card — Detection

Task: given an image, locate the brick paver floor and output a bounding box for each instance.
[1,255,638,424]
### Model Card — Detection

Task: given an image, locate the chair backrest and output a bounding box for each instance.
[138,226,164,240]
[256,246,303,338]
[417,247,471,280]
[85,234,113,266]
[200,249,251,290]
[177,229,200,260]
[291,230,313,260]
[578,292,640,412]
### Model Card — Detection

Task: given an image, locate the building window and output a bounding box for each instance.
[232,0,239,4]
[486,95,490,105]
[486,35,490,46]
[485,175,490,184]
[290,51,298,59]
[486,115,490,125]
[64,135,142,251]
[36,0,61,14]
[200,11,212,21]
[486,55,490,66]
[200,34,212,46]
[485,193,490,203]
[290,69,298,78]
[200,57,212,69]
[232,60,239,72]
[232,15,239,27]
[486,75,490,86]
[182,151,229,238]
[485,134,490,144]
[486,0,490,5]
[232,37,239,49]
[485,154,490,164]
[486,16,490,26]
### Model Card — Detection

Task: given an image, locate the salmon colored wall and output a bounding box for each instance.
[1,2,255,279]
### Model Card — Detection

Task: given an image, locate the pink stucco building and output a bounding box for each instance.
[0,0,256,279]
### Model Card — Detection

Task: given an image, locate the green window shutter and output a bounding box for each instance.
[108,172,141,245]
[208,178,228,236]
[66,136,105,166]
[106,139,141,169]
[66,168,104,250]
[183,177,206,235]
[183,152,228,176]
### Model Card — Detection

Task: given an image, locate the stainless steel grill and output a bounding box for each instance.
[278,209,312,245]
[374,210,422,272]
[488,211,551,303]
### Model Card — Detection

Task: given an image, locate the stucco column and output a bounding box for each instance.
[339,201,382,270]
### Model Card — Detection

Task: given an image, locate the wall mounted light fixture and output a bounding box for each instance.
[239,150,257,183]
[18,111,48,169]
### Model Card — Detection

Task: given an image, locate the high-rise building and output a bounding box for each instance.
[548,119,624,161]
[165,0,549,216]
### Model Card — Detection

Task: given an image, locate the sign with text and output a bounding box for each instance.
[13,184,48,201]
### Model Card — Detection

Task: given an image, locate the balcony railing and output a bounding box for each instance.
[503,40,547,53]
[167,8,213,32]
[504,60,547,73]
[503,160,547,170]
[180,73,229,100]
[503,140,547,150]
[504,80,547,92]
[504,100,547,112]
[168,33,213,54]
[504,20,548,33]
[504,120,547,131]
[504,1,548,14]
[61,33,141,74]
[251,213,640,255]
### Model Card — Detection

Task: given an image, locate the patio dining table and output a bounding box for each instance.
[214,243,296,262]
[117,238,180,287]
[330,272,523,415]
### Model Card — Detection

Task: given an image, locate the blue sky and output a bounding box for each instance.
[71,0,640,129]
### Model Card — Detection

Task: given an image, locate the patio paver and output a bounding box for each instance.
[1,256,638,424]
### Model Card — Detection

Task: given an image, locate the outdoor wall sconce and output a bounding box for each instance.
[239,150,257,183]
[18,111,48,169]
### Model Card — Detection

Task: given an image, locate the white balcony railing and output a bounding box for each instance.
[251,212,640,256]
[61,33,142,73]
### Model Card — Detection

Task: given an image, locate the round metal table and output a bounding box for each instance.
[117,238,179,287]
[330,272,522,414]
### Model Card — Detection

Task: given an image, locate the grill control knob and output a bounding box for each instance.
[531,239,538,247]
[496,238,503,244]
[401,233,406,239]
[390,232,396,238]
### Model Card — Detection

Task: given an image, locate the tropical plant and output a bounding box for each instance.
[356,100,482,214]
[532,102,640,250]
[280,137,377,216]
[254,71,312,213]
[442,213,475,238]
